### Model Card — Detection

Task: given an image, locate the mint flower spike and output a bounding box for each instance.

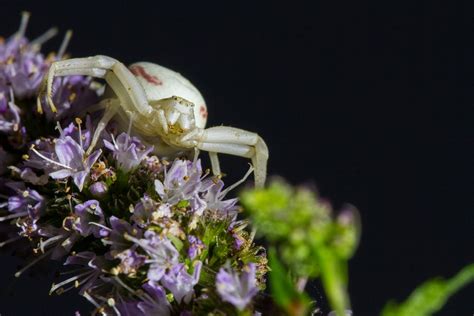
[104,132,153,171]
[216,262,259,311]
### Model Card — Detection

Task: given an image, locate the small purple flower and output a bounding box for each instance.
[203,179,239,217]
[38,224,81,260]
[228,221,248,250]
[161,261,202,304]
[116,283,171,316]
[116,301,142,316]
[1,182,45,225]
[105,216,141,252]
[43,76,99,120]
[67,200,106,238]
[216,263,259,311]
[0,90,21,134]
[131,195,171,228]
[53,252,107,295]
[127,231,179,282]
[23,138,57,173]
[0,27,49,99]
[58,116,94,150]
[20,167,49,185]
[46,136,101,191]
[154,159,207,214]
[137,282,171,316]
[187,235,204,260]
[104,132,153,171]
[114,249,146,275]
[89,181,108,198]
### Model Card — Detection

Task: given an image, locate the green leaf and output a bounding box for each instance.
[268,248,309,316]
[311,243,350,316]
[381,264,474,316]
[176,200,190,208]
[167,234,184,251]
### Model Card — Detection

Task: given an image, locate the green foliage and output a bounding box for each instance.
[240,179,360,316]
[382,264,474,316]
[269,248,310,316]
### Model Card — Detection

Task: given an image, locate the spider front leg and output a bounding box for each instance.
[85,98,120,155]
[181,126,269,187]
[37,55,151,116]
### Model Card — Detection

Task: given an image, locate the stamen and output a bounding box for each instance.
[88,222,112,232]
[107,297,122,316]
[0,235,22,247]
[113,276,137,296]
[63,273,97,294]
[0,211,28,222]
[57,30,73,60]
[127,113,135,137]
[123,233,156,254]
[219,164,254,198]
[49,270,90,295]
[30,145,73,171]
[17,11,30,39]
[76,117,83,149]
[82,291,101,308]
[30,27,58,48]
[39,234,64,253]
[15,247,53,278]
[110,133,119,150]
[55,121,64,137]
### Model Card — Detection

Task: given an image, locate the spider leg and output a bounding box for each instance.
[86,99,120,155]
[192,126,269,187]
[209,152,221,177]
[38,55,151,118]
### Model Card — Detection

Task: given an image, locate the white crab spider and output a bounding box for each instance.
[38,55,268,187]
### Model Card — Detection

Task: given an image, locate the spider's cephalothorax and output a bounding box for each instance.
[38,56,268,187]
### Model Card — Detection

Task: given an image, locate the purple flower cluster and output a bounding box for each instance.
[0,13,266,315]
[0,13,49,100]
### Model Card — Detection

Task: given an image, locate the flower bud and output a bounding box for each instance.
[89,181,108,198]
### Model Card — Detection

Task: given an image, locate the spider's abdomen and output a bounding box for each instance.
[129,62,207,129]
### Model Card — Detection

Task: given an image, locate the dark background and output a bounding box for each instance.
[0,0,473,315]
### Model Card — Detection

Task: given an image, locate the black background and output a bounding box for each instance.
[0,0,473,315]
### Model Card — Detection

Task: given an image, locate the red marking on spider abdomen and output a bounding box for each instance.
[129,65,163,86]
[199,104,208,119]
